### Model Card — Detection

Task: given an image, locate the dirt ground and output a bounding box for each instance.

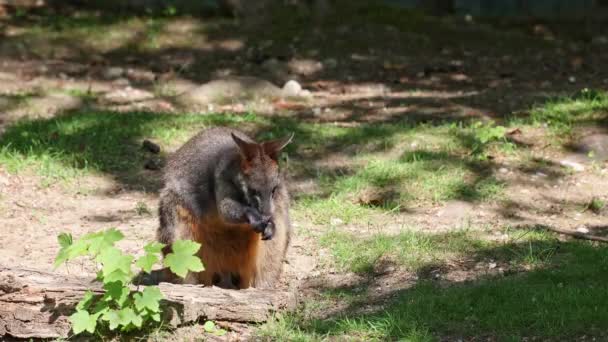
[1,4,608,341]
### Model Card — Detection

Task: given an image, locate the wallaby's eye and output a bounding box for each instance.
[271,186,278,197]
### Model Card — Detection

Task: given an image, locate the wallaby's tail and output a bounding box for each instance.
[157,188,179,254]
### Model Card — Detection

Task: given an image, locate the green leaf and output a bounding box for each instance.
[76,291,95,311]
[86,228,124,256]
[135,253,159,274]
[104,282,130,307]
[203,320,216,332]
[54,234,87,268]
[101,309,122,331]
[98,247,133,281]
[58,233,73,248]
[203,320,227,336]
[70,310,98,334]
[101,307,143,331]
[119,307,143,329]
[163,240,204,278]
[150,312,161,322]
[213,328,227,336]
[133,286,163,313]
[54,249,70,269]
[171,239,201,256]
[66,239,90,259]
[143,241,165,254]
[103,269,132,284]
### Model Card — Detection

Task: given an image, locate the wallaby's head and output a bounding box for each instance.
[231,132,294,217]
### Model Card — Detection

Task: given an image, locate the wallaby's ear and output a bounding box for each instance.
[263,133,294,161]
[232,133,260,161]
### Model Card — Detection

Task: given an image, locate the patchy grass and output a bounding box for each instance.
[0,110,261,186]
[285,122,507,224]
[318,226,557,275]
[319,228,484,274]
[0,110,507,206]
[260,231,608,341]
[526,89,608,134]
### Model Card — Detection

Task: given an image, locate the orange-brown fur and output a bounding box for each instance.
[176,205,263,289]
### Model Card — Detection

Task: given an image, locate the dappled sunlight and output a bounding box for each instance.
[1,2,608,340]
[262,230,608,340]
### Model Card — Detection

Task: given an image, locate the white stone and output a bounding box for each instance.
[559,160,585,172]
[282,80,302,97]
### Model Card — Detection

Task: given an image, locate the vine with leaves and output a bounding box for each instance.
[55,228,225,336]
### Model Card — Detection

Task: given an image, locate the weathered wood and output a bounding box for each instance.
[0,267,296,339]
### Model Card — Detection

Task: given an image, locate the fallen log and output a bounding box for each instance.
[0,267,296,339]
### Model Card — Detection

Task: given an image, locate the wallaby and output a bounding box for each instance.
[156,127,293,289]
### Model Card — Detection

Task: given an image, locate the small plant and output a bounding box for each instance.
[55,228,204,335]
[203,320,228,337]
[135,201,152,216]
[586,197,605,214]
[470,121,507,154]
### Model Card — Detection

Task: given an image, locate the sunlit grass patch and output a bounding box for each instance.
[260,230,608,341]
[526,89,608,134]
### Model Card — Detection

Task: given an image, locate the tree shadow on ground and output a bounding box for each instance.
[283,230,608,340]
[0,100,563,211]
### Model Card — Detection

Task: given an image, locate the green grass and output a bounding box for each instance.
[0,110,508,206]
[287,122,507,223]
[319,227,557,275]
[260,231,608,341]
[526,89,608,134]
[319,228,483,274]
[0,110,261,185]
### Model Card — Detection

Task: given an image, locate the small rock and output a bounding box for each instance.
[559,160,585,172]
[312,107,322,115]
[499,167,509,174]
[329,217,344,226]
[142,139,161,154]
[568,76,576,83]
[535,171,547,177]
[489,262,497,269]
[282,80,303,97]
[576,226,590,234]
[103,67,125,79]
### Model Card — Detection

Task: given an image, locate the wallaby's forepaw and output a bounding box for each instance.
[261,221,274,240]
[245,207,274,240]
